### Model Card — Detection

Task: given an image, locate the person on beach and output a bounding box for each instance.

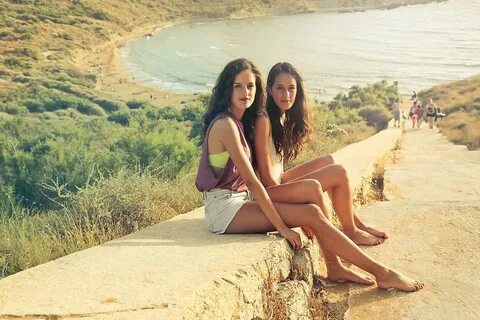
[195,58,424,291]
[391,97,403,128]
[425,98,437,129]
[253,62,386,246]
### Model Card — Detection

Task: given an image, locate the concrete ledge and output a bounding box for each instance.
[0,127,402,319]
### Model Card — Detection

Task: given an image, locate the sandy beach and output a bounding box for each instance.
[73,0,440,109]
[74,21,199,109]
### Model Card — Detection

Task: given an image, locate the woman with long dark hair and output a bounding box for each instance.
[195,58,423,291]
[254,62,387,246]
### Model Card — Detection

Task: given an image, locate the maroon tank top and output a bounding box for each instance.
[195,112,250,192]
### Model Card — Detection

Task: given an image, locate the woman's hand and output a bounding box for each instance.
[278,227,302,251]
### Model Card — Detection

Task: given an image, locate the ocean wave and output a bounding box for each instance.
[175,51,188,57]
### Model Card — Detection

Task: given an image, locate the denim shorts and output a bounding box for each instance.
[203,189,252,234]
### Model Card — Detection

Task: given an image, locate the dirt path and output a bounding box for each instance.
[333,124,480,320]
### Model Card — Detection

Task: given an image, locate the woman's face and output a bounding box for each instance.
[270,72,297,113]
[230,69,256,111]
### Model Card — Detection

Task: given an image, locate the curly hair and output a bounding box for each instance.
[202,58,265,148]
[266,62,310,163]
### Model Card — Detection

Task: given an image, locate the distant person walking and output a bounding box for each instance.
[409,101,418,128]
[415,103,424,129]
[391,98,403,127]
[425,98,437,129]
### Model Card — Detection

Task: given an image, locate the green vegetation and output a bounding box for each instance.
[419,75,480,150]
[0,0,425,277]
[326,80,397,131]
[0,80,398,277]
[0,170,199,278]
[0,104,203,213]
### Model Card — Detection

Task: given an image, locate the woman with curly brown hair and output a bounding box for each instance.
[254,62,387,246]
[196,58,423,291]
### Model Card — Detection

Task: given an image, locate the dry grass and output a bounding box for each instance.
[309,277,349,320]
[353,148,397,208]
[419,74,480,150]
[0,169,201,278]
[437,111,480,150]
[262,268,288,320]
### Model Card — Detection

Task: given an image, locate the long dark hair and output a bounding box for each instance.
[266,62,310,163]
[202,58,265,148]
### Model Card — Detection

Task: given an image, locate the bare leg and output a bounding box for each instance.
[281,156,386,243]
[281,155,334,183]
[228,201,372,284]
[226,202,424,292]
[285,164,385,245]
[267,182,386,241]
[355,215,388,239]
[428,116,434,129]
[266,179,330,239]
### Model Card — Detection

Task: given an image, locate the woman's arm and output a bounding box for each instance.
[254,115,281,187]
[211,118,293,235]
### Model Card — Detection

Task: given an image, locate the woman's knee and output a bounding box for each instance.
[305,179,324,193]
[326,154,335,165]
[332,164,350,184]
[316,154,335,167]
[302,179,325,202]
[303,204,328,225]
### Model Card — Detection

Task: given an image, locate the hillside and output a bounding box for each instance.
[0,0,450,278]
[419,75,480,150]
[1,0,439,115]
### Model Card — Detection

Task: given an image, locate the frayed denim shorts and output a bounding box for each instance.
[203,188,252,234]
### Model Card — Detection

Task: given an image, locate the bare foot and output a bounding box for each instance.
[348,229,385,246]
[302,226,315,239]
[376,269,424,292]
[327,265,374,285]
[361,225,388,239]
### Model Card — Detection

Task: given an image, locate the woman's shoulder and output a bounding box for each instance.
[254,112,271,132]
[211,115,236,131]
[211,115,248,141]
[255,111,270,124]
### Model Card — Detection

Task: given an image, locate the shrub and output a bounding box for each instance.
[107,111,130,126]
[358,105,392,130]
[3,57,32,69]
[127,100,152,109]
[328,81,399,111]
[181,103,205,122]
[12,48,39,60]
[62,33,73,40]
[77,103,106,116]
[0,30,12,39]
[0,103,29,115]
[157,105,182,120]
[112,130,198,178]
[0,68,11,78]
[93,98,127,112]
[24,99,45,112]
